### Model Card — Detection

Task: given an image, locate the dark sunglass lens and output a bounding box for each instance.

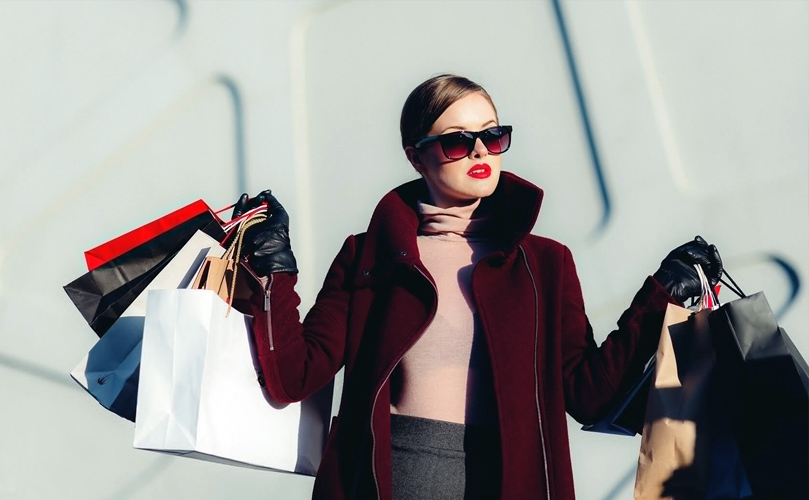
[440,132,474,159]
[482,127,511,154]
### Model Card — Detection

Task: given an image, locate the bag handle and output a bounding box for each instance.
[693,262,748,308]
[719,269,746,299]
[220,213,266,316]
[212,201,264,219]
[221,203,268,234]
[212,201,270,240]
[695,264,719,311]
[691,265,746,307]
[191,211,266,316]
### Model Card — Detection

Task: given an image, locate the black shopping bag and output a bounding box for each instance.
[709,291,809,499]
[64,212,224,337]
[581,355,655,436]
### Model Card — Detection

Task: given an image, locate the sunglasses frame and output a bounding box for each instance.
[414,125,513,160]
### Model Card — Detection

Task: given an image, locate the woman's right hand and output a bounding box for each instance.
[233,190,298,276]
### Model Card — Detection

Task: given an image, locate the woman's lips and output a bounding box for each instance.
[467,163,491,179]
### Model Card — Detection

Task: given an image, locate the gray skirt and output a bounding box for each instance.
[390,414,502,499]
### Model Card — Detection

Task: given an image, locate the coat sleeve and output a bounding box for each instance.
[559,245,676,424]
[249,234,359,403]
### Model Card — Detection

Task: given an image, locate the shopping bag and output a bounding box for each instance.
[634,302,711,499]
[84,200,220,271]
[70,230,225,421]
[64,211,225,337]
[634,265,734,499]
[133,288,332,474]
[581,355,655,436]
[709,290,809,499]
[582,276,726,437]
[191,211,266,315]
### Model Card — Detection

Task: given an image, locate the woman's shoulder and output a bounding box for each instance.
[333,232,367,260]
[519,234,580,280]
[521,233,570,258]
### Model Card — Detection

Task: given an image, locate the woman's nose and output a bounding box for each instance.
[470,137,488,158]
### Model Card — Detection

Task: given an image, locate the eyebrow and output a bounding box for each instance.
[438,119,498,135]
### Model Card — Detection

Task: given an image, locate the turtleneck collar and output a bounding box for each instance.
[357,171,544,277]
[417,199,495,241]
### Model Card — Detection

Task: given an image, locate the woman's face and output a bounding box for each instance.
[405,92,502,208]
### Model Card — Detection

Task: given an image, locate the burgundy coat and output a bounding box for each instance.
[249,171,676,499]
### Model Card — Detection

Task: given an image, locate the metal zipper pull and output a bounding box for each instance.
[261,275,271,311]
[260,275,275,351]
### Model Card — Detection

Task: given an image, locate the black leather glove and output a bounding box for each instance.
[653,235,723,303]
[232,190,298,276]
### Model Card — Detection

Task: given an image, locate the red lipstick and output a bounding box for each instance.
[467,163,491,179]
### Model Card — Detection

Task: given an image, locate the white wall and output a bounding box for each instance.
[0,1,806,498]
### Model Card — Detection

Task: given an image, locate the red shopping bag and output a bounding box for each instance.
[84,200,220,271]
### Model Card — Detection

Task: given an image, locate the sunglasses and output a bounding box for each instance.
[414,125,513,160]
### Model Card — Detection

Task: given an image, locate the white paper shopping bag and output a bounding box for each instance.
[70,230,225,420]
[133,289,332,474]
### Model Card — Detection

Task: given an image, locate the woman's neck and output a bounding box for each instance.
[417,199,493,240]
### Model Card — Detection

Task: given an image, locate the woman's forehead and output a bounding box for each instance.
[430,93,498,134]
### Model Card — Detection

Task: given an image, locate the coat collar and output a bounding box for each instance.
[359,171,544,278]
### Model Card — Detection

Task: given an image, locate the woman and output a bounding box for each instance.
[234,75,722,499]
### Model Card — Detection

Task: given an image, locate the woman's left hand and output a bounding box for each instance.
[653,235,722,303]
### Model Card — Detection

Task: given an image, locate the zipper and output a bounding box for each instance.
[370,265,437,499]
[263,274,275,351]
[519,246,551,500]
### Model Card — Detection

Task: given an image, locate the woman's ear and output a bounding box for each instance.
[404,146,424,173]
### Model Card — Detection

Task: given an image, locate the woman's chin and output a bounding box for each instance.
[468,177,499,199]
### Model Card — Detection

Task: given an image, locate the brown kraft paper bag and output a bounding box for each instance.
[191,213,265,315]
[634,302,715,499]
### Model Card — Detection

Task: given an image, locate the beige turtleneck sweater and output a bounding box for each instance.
[389,199,499,427]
